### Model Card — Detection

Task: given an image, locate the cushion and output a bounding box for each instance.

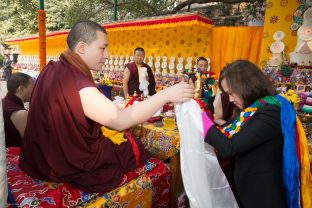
[7,147,169,207]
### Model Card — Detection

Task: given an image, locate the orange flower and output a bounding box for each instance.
[37,10,46,72]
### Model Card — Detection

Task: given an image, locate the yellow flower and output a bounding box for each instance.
[280,90,300,110]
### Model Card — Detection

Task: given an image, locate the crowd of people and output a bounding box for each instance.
[0,19,310,207]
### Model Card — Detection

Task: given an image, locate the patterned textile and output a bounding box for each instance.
[85,174,153,208]
[87,156,170,208]
[131,123,180,160]
[217,107,257,138]
[7,147,170,208]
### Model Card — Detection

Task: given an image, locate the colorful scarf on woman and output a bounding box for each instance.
[218,95,312,208]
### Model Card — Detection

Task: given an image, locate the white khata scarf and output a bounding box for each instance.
[175,99,238,208]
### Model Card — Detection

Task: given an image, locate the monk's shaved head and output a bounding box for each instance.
[7,72,32,94]
[67,20,107,50]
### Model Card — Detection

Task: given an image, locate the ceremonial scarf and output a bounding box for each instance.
[218,95,312,208]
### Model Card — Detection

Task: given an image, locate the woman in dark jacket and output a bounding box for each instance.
[202,60,293,208]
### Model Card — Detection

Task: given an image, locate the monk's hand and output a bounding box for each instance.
[164,82,194,103]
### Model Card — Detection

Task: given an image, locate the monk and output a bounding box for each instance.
[189,57,215,113]
[2,72,34,147]
[19,20,194,193]
[213,91,235,125]
[123,47,156,98]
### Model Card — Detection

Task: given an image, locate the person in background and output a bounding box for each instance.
[20,20,194,193]
[188,57,209,87]
[189,57,215,114]
[123,47,156,98]
[3,54,13,81]
[213,69,235,126]
[213,91,235,125]
[212,82,238,203]
[2,72,34,147]
[202,60,289,207]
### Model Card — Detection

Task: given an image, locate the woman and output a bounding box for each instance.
[202,60,299,207]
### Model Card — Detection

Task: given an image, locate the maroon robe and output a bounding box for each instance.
[126,62,156,96]
[217,93,239,203]
[220,92,235,121]
[19,55,150,193]
[2,93,26,147]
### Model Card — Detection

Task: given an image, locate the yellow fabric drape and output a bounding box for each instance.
[211,26,264,78]
[101,127,127,145]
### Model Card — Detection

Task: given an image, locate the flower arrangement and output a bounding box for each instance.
[280,89,301,110]
[244,0,266,25]
[263,65,312,85]
[102,78,112,86]
[281,64,293,81]
[290,1,311,31]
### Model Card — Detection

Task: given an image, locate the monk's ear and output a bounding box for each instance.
[75,41,86,54]
[16,85,23,95]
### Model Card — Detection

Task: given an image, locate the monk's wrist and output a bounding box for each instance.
[158,89,170,104]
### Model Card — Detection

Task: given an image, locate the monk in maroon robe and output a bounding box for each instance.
[20,20,194,193]
[123,47,156,97]
[2,72,34,147]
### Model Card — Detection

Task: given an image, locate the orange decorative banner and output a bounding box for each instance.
[37,10,46,71]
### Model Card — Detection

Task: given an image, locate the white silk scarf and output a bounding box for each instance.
[175,99,238,208]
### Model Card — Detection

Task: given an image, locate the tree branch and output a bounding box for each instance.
[100,0,133,8]
[100,0,114,6]
[141,1,159,16]
[87,4,112,19]
[64,0,70,7]
[164,0,250,15]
